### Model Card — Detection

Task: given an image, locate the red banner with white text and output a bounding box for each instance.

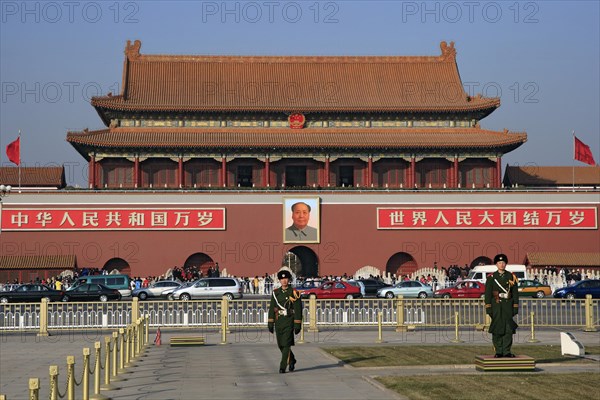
[377,207,597,229]
[0,208,226,231]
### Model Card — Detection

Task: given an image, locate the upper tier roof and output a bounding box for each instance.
[91,40,500,120]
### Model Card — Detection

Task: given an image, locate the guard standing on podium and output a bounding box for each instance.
[485,253,519,357]
[268,270,302,373]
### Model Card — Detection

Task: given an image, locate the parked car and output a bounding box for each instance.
[295,280,324,290]
[299,281,362,299]
[518,280,552,298]
[553,279,600,299]
[0,284,64,304]
[434,280,485,298]
[132,280,181,300]
[62,283,122,302]
[74,274,132,297]
[359,279,392,297]
[170,277,243,300]
[377,281,433,299]
[163,281,194,299]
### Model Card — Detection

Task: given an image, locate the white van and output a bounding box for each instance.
[467,265,527,284]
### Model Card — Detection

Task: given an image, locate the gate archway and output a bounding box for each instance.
[385,252,417,277]
[183,253,215,276]
[283,246,319,278]
[103,258,131,276]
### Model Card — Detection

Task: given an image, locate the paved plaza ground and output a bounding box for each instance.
[1,327,599,399]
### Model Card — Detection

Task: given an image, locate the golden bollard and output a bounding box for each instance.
[101,336,116,390]
[67,356,75,400]
[144,314,150,346]
[451,311,463,343]
[375,311,384,343]
[29,378,40,400]
[395,295,407,332]
[584,294,597,332]
[220,313,228,345]
[49,365,59,400]
[118,329,125,372]
[308,294,318,332]
[528,311,540,343]
[82,348,91,400]
[90,341,109,400]
[124,327,132,367]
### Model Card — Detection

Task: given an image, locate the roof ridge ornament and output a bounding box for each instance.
[125,39,142,60]
[439,41,456,61]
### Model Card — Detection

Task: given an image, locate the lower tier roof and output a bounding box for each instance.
[67,127,526,159]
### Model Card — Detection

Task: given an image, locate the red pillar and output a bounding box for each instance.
[221,156,227,187]
[325,157,330,186]
[88,155,96,189]
[453,158,459,188]
[265,157,270,187]
[178,157,184,188]
[367,156,373,187]
[410,157,416,188]
[496,156,502,188]
[134,156,139,188]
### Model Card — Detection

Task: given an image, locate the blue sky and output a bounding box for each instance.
[1,1,599,186]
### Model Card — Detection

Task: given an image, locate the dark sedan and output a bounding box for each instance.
[62,283,122,302]
[0,284,64,304]
[359,279,392,297]
[553,279,600,299]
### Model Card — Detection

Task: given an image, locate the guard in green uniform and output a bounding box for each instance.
[484,254,519,357]
[268,269,303,373]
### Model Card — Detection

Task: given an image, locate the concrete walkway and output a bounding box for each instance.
[1,327,599,399]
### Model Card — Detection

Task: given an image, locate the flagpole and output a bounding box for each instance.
[18,130,21,193]
[572,131,575,192]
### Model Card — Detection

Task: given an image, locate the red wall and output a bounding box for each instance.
[1,192,598,278]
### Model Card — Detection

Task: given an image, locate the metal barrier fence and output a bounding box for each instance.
[0,296,597,333]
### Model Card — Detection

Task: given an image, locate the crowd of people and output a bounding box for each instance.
[2,263,599,293]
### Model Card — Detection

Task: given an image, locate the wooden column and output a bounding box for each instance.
[496,156,502,188]
[178,157,184,188]
[324,156,330,186]
[453,157,459,188]
[265,156,270,187]
[367,156,373,187]
[221,156,227,187]
[89,155,96,189]
[134,156,139,188]
[410,156,416,188]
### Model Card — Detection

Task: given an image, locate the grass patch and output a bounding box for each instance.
[323,345,600,367]
[376,373,600,400]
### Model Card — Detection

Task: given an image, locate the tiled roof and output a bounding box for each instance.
[525,252,600,267]
[67,127,527,153]
[0,255,77,270]
[91,40,500,115]
[0,167,66,188]
[504,166,600,186]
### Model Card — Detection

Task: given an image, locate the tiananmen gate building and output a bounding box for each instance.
[0,41,598,281]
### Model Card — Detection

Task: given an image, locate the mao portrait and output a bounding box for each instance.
[283,198,320,243]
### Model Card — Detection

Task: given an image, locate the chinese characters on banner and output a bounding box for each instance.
[0,208,226,231]
[377,207,598,229]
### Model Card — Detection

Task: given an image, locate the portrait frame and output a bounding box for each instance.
[283,197,320,243]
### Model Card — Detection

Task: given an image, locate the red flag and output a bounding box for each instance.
[6,137,20,166]
[574,136,596,166]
